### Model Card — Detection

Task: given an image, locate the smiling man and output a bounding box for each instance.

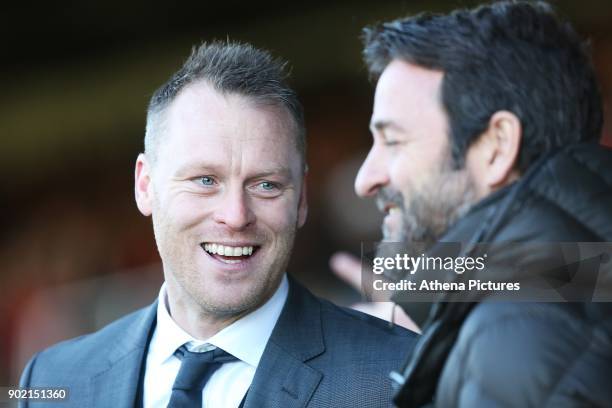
[358,61,478,248]
[351,1,612,407]
[19,42,417,407]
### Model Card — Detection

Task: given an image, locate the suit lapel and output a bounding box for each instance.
[86,281,324,407]
[244,279,325,408]
[90,301,157,407]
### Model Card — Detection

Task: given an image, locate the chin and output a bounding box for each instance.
[196,280,268,316]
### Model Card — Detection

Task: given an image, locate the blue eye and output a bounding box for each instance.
[260,181,276,191]
[199,176,215,186]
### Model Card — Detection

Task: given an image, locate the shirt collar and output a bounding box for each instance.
[150,275,289,368]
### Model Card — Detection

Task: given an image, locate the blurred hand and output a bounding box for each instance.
[330,252,421,333]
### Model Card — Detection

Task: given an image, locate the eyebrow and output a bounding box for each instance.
[247,167,293,180]
[174,162,293,180]
[370,119,406,134]
[174,163,223,177]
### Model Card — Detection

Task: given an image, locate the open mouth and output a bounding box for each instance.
[377,197,401,215]
[201,243,260,265]
[382,204,404,239]
[381,202,402,217]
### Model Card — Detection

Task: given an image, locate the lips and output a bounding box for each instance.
[376,188,404,214]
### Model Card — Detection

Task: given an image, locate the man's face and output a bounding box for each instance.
[139,82,307,317]
[355,60,477,249]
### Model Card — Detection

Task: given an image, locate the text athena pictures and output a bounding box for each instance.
[371,253,520,292]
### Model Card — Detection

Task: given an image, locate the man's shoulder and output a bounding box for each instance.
[438,302,612,405]
[448,301,609,378]
[463,302,586,336]
[290,280,417,346]
[26,303,155,378]
[319,296,416,339]
[280,282,417,407]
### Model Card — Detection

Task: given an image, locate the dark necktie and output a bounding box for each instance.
[167,345,238,408]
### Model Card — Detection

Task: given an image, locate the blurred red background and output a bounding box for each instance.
[2,0,612,386]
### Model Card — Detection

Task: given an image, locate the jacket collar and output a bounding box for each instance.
[243,277,325,407]
[90,301,158,407]
[89,277,325,408]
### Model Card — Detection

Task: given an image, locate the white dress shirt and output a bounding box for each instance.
[143,275,289,408]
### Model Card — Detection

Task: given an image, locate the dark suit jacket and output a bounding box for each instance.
[20,278,417,407]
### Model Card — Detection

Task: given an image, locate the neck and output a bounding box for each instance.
[164,284,251,340]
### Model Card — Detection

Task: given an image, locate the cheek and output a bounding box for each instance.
[389,156,416,193]
[156,193,212,231]
[390,148,440,193]
[252,198,299,232]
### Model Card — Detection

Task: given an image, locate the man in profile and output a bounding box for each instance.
[19,41,417,407]
[351,1,612,406]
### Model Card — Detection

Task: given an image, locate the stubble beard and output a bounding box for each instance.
[378,161,479,257]
[152,204,297,319]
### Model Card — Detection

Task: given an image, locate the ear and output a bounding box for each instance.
[467,110,521,192]
[135,153,154,216]
[297,172,308,228]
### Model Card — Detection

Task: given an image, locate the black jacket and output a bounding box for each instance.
[394,143,612,407]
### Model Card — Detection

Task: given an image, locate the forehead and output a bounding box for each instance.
[166,82,292,143]
[373,60,444,123]
[160,82,300,172]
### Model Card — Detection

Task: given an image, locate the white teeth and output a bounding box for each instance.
[389,207,401,216]
[203,244,255,257]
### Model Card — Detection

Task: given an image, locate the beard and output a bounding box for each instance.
[376,157,478,255]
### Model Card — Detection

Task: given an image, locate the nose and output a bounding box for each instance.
[355,146,389,198]
[213,186,255,231]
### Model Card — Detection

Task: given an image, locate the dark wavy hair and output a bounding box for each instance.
[363,1,602,171]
